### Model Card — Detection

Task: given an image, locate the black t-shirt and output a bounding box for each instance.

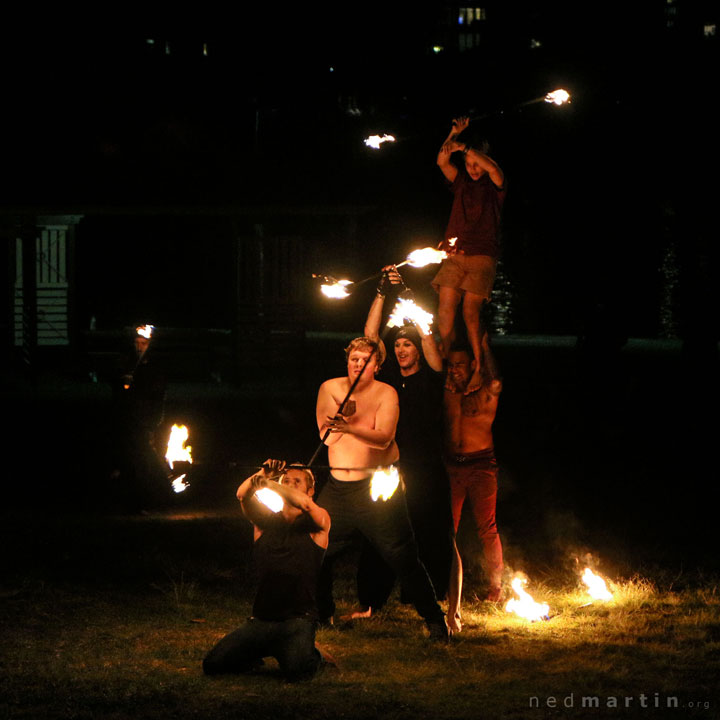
[251,513,325,621]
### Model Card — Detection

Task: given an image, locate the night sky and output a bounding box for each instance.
[2,3,717,338]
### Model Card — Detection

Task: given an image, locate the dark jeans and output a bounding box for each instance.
[203,616,322,681]
[357,464,454,609]
[316,476,444,624]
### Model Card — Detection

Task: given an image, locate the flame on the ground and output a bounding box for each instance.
[505,575,550,621]
[256,486,284,513]
[370,466,400,502]
[136,324,154,338]
[386,297,434,335]
[403,247,447,268]
[321,279,353,299]
[582,568,613,601]
[364,133,396,149]
[545,88,571,105]
[165,424,192,493]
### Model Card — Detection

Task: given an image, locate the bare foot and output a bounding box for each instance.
[339,606,372,622]
[463,368,482,395]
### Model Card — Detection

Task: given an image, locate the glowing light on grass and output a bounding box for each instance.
[364,134,396,149]
[505,575,550,621]
[256,486,284,512]
[165,424,192,493]
[582,568,613,601]
[544,88,571,106]
[397,247,448,268]
[370,466,400,502]
[386,297,434,335]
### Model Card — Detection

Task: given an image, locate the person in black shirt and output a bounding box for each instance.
[203,459,331,681]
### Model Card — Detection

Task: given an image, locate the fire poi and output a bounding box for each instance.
[505,575,550,621]
[165,424,193,493]
[370,466,400,501]
[255,485,284,513]
[386,296,434,336]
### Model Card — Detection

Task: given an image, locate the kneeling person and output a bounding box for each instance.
[203,459,331,681]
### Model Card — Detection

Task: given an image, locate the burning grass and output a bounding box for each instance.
[2,525,718,720]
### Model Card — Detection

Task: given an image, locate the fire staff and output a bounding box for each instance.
[314,336,449,642]
[203,459,332,681]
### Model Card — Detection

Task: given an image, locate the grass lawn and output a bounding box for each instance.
[2,511,718,720]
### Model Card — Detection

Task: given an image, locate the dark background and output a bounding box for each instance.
[1,3,718,574]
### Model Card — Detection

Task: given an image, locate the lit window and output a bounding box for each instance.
[704,24,716,37]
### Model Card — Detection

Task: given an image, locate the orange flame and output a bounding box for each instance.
[165,424,192,493]
[504,575,550,621]
[544,88,571,106]
[581,568,613,601]
[321,279,353,299]
[364,134,396,149]
[370,466,400,502]
[386,297,434,335]
[400,247,448,268]
[136,324,154,339]
[256,486,284,512]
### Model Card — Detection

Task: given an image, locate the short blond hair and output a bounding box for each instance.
[283,463,315,490]
[344,336,386,368]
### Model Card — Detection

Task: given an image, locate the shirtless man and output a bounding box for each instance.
[315,336,449,641]
[444,335,504,624]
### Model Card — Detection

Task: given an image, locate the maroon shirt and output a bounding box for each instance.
[445,171,506,258]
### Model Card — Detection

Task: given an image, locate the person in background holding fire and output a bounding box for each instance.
[110,324,169,512]
[315,336,449,641]
[444,337,504,616]
[433,115,506,395]
[203,459,332,681]
[343,268,459,631]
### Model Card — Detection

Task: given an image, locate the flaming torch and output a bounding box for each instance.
[505,575,550,621]
[165,424,192,494]
[364,133,396,149]
[370,465,400,502]
[316,276,353,299]
[581,568,613,602]
[136,324,154,339]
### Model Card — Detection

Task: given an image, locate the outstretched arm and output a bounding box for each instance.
[236,460,283,527]
[437,116,470,183]
[480,334,503,395]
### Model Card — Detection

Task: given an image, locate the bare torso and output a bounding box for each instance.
[317,376,399,481]
[444,380,500,455]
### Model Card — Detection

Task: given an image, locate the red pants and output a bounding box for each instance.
[446,450,503,589]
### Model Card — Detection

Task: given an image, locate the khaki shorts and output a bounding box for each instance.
[432,254,497,300]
